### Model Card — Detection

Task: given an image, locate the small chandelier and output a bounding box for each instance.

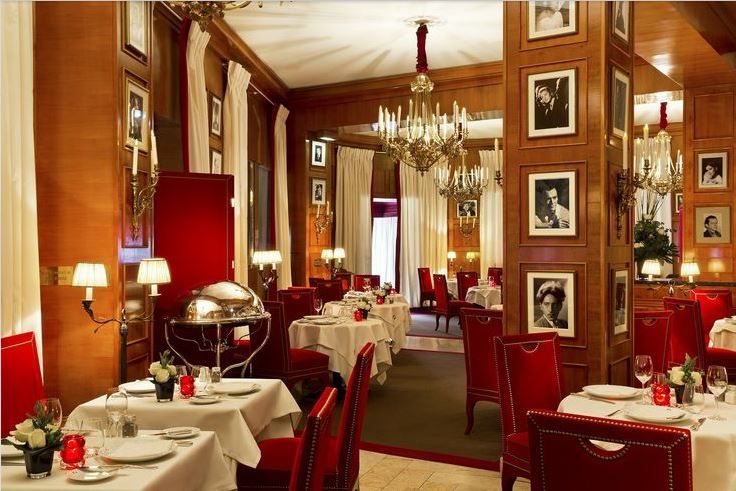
[377,21,469,174]
[172,1,265,31]
[633,102,683,197]
[434,153,488,202]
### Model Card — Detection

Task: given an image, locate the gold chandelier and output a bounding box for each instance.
[377,22,468,174]
[171,1,265,31]
[633,102,683,197]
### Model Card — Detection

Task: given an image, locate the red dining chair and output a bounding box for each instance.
[494,332,564,491]
[278,289,316,330]
[249,301,330,390]
[433,274,474,333]
[633,310,672,375]
[460,308,502,434]
[417,267,435,308]
[487,267,503,287]
[308,277,325,288]
[289,388,338,491]
[316,280,343,304]
[353,274,380,291]
[690,288,735,345]
[333,272,352,293]
[527,410,692,491]
[456,271,479,302]
[238,343,376,491]
[2,332,46,436]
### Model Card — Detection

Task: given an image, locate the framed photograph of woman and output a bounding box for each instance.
[211,149,222,174]
[528,68,576,138]
[612,1,630,44]
[311,141,326,167]
[124,75,149,152]
[695,206,731,244]
[527,271,575,338]
[123,1,149,60]
[611,67,629,138]
[697,152,728,190]
[311,178,326,205]
[612,269,628,335]
[210,95,222,136]
[457,200,478,218]
[528,171,576,236]
[527,1,577,40]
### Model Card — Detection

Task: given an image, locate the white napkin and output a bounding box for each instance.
[561,395,622,418]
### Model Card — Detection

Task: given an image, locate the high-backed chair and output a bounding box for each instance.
[456,271,479,302]
[494,332,564,491]
[278,289,316,329]
[690,288,735,345]
[528,410,692,491]
[2,332,46,436]
[460,308,502,434]
[353,274,380,291]
[308,277,325,288]
[487,267,503,287]
[417,267,435,308]
[633,310,672,375]
[238,343,376,491]
[334,272,352,293]
[433,274,475,333]
[250,301,330,389]
[316,280,343,304]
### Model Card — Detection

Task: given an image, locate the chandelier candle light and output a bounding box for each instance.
[435,152,488,202]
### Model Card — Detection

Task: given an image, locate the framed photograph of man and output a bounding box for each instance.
[124,76,149,152]
[612,269,628,335]
[311,141,326,167]
[211,149,222,174]
[123,1,149,60]
[675,193,684,213]
[611,68,629,138]
[528,68,576,138]
[210,95,222,136]
[457,200,478,218]
[527,271,575,338]
[527,1,577,40]
[697,152,728,190]
[528,171,576,236]
[695,206,731,244]
[612,1,630,44]
[311,178,326,205]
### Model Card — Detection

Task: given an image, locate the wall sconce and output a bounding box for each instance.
[458,216,476,239]
[663,261,701,296]
[252,250,282,296]
[73,258,171,384]
[465,251,477,268]
[641,259,661,282]
[313,202,333,240]
[321,248,344,278]
[131,136,160,241]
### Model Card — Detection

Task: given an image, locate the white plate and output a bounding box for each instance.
[119,380,156,394]
[303,315,324,320]
[67,469,116,482]
[163,426,200,439]
[624,405,689,424]
[1,444,24,459]
[100,439,174,462]
[311,318,340,325]
[210,382,261,395]
[582,385,640,400]
[189,395,221,405]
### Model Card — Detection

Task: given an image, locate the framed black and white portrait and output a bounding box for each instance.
[210,95,222,137]
[675,193,684,213]
[528,68,576,138]
[311,178,326,205]
[612,1,630,44]
[311,141,326,167]
[124,76,149,151]
[695,206,731,244]
[457,200,478,218]
[527,1,577,40]
[611,67,629,138]
[211,149,222,174]
[527,271,575,338]
[697,152,728,190]
[612,269,628,335]
[123,1,148,60]
[528,171,576,236]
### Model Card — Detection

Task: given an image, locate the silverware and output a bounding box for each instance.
[147,429,192,436]
[571,392,617,405]
[1,461,25,466]
[690,417,707,431]
[174,441,193,447]
[79,464,158,470]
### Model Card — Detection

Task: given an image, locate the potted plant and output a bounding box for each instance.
[668,353,702,404]
[634,190,678,278]
[149,349,178,402]
[2,401,63,479]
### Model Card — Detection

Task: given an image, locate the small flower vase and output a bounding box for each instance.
[376,296,384,305]
[24,448,54,479]
[675,383,694,404]
[360,309,370,320]
[153,379,175,402]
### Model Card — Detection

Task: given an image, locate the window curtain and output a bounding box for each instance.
[399,163,448,306]
[479,149,503,272]
[1,1,43,366]
[274,105,292,287]
[371,217,397,286]
[335,146,374,274]
[186,24,210,173]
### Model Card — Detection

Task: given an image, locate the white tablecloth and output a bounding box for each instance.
[709,319,736,350]
[289,318,393,384]
[465,286,502,309]
[67,379,299,469]
[447,278,458,298]
[1,431,234,491]
[323,299,411,352]
[559,393,736,491]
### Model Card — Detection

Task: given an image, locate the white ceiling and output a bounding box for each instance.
[224,1,504,89]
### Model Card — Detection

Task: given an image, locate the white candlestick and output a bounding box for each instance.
[85,287,93,301]
[132,140,139,175]
[327,200,330,215]
[150,284,158,296]
[317,204,321,216]
[151,131,158,172]
[622,132,628,170]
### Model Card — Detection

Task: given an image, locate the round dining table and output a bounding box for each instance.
[709,318,736,350]
[323,297,411,352]
[465,285,502,309]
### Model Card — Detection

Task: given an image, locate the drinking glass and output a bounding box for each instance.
[683,384,705,414]
[82,418,106,458]
[314,298,323,315]
[707,365,728,420]
[105,390,128,437]
[38,398,63,426]
[634,355,653,404]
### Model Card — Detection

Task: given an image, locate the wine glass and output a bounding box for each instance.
[683,384,705,414]
[38,398,63,427]
[706,365,728,420]
[634,355,653,404]
[105,391,128,437]
[314,298,323,315]
[82,418,106,458]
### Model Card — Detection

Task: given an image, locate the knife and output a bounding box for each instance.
[690,417,707,431]
[571,392,617,405]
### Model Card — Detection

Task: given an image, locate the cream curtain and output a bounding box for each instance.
[223,61,251,285]
[274,105,292,287]
[479,150,503,272]
[186,24,210,173]
[1,2,43,366]
[399,163,448,306]
[335,146,374,275]
[371,216,397,285]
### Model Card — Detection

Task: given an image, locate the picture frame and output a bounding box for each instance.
[675,193,683,213]
[612,269,628,335]
[457,200,478,218]
[697,152,728,190]
[210,95,222,136]
[527,270,575,338]
[311,178,327,205]
[527,1,577,40]
[311,141,326,167]
[211,149,222,174]
[528,68,576,138]
[611,67,629,138]
[612,1,630,44]
[528,171,576,236]
[124,75,149,152]
[695,206,731,244]
[123,1,149,60]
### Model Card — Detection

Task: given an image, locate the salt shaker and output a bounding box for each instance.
[211,366,222,384]
[122,414,138,438]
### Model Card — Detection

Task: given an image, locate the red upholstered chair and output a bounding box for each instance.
[690,288,735,345]
[433,274,475,333]
[289,388,338,491]
[353,274,380,291]
[633,310,672,375]
[494,332,564,491]
[460,308,502,434]
[487,267,503,287]
[417,267,435,308]
[238,343,376,491]
[308,277,324,288]
[334,272,352,293]
[249,301,330,389]
[316,280,343,304]
[2,332,46,436]
[456,271,479,302]
[278,289,316,330]
[527,409,692,491]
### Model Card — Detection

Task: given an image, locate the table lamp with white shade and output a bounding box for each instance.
[641,260,661,281]
[333,248,346,268]
[680,261,700,284]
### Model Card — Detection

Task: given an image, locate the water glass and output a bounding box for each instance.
[683,384,705,414]
[176,365,188,377]
[83,418,106,458]
[105,390,128,436]
[38,398,63,427]
[707,365,728,420]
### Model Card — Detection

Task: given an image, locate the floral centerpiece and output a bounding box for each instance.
[355,299,372,320]
[668,353,702,403]
[382,282,393,291]
[2,401,63,478]
[149,349,178,402]
[634,190,678,278]
[373,287,388,304]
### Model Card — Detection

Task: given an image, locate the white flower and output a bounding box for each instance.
[670,369,684,385]
[27,428,46,449]
[14,419,34,442]
[168,365,177,376]
[693,372,702,386]
[657,227,665,235]
[149,361,162,376]
[155,368,170,383]
[633,242,643,249]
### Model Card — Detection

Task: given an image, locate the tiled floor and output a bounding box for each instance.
[358,451,530,491]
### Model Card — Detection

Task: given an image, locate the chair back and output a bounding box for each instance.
[317,280,343,304]
[278,289,315,329]
[494,332,563,440]
[334,272,352,293]
[662,297,706,371]
[456,271,479,301]
[487,267,503,287]
[289,388,338,491]
[353,274,380,291]
[633,310,672,375]
[433,274,451,311]
[417,267,433,294]
[308,277,325,288]
[250,301,291,374]
[334,343,375,489]
[528,410,692,491]
[690,288,734,344]
[460,308,503,402]
[2,332,46,436]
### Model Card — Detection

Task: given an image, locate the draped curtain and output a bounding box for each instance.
[1,2,43,366]
[274,105,292,287]
[186,24,210,173]
[223,61,251,284]
[335,146,374,274]
[479,150,503,272]
[371,217,397,286]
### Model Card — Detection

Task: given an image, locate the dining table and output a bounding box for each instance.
[465,285,502,309]
[323,296,411,352]
[709,318,736,350]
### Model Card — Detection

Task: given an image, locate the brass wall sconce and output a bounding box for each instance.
[494,169,503,187]
[666,261,700,296]
[252,250,282,296]
[314,204,333,240]
[320,248,345,278]
[465,251,477,268]
[130,138,160,241]
[458,216,476,238]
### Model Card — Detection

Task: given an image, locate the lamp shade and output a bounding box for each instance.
[333,248,346,259]
[447,251,457,260]
[641,260,661,276]
[321,249,334,260]
[137,258,171,285]
[267,250,283,265]
[680,262,700,277]
[466,251,477,260]
[72,263,108,287]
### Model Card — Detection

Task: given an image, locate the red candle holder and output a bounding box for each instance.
[353,310,363,322]
[376,296,384,305]
[60,434,86,469]
[652,383,671,406]
[180,374,196,398]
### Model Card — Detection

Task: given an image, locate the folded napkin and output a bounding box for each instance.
[560,395,622,418]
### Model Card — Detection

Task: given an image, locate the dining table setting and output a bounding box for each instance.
[709,315,736,350]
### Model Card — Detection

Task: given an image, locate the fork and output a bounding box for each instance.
[690,417,707,431]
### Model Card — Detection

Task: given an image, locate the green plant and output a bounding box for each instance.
[668,354,702,386]
[634,190,678,264]
[1,401,63,454]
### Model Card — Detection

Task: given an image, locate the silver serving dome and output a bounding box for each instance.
[172,280,269,325]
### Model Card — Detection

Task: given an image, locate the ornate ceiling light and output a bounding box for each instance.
[434,153,488,202]
[377,21,469,174]
[633,102,683,197]
[171,1,265,32]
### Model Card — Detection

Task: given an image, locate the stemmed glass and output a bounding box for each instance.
[38,398,63,426]
[314,298,323,315]
[706,365,728,420]
[82,418,106,458]
[634,355,653,404]
[105,391,128,437]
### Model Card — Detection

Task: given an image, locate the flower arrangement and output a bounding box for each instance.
[355,300,372,312]
[668,354,702,386]
[374,288,388,299]
[149,349,178,384]
[2,401,63,454]
[382,282,393,291]
[634,190,678,268]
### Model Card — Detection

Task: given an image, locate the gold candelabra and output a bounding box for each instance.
[458,216,477,239]
[615,168,647,239]
[314,208,333,240]
[131,171,159,241]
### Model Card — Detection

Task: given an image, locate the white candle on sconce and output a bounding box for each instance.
[317,204,321,216]
[327,200,330,215]
[150,130,159,172]
[132,140,139,175]
[622,132,628,170]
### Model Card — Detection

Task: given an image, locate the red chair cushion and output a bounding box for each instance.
[450,300,475,310]
[290,348,329,370]
[506,432,530,462]
[258,438,299,471]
